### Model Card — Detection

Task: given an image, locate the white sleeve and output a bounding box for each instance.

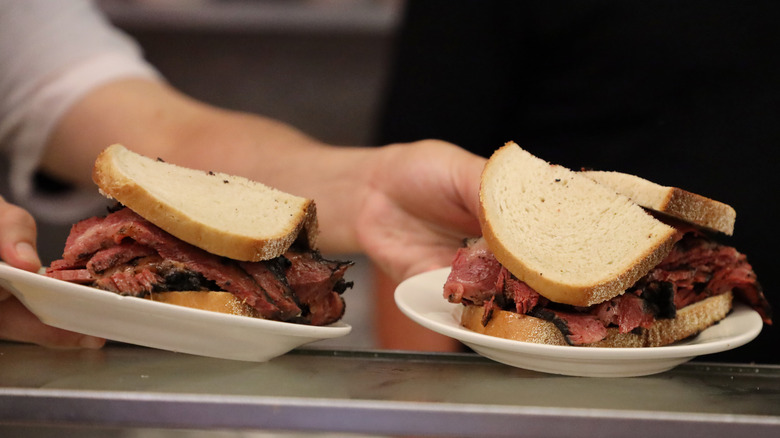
[0,0,163,223]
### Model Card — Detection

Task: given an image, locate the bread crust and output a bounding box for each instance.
[460,292,733,347]
[92,144,317,262]
[582,170,736,235]
[147,291,258,317]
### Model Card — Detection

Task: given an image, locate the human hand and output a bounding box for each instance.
[356,140,485,282]
[0,197,105,349]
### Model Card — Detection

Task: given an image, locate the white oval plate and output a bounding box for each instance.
[0,262,350,362]
[395,268,763,377]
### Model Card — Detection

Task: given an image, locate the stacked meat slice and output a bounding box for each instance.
[47,207,352,326]
[444,233,770,345]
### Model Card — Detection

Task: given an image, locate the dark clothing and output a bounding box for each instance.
[377,0,780,363]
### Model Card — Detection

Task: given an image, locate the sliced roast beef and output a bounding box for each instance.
[46,267,92,284]
[92,258,165,296]
[502,272,542,315]
[444,238,504,305]
[531,308,608,346]
[87,242,157,274]
[636,281,677,319]
[58,207,148,266]
[45,207,351,326]
[284,251,352,326]
[646,235,771,323]
[593,292,656,334]
[240,258,302,322]
[445,239,543,310]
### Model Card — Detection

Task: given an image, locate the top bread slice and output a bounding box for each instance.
[92,144,317,262]
[479,143,677,307]
[581,170,736,235]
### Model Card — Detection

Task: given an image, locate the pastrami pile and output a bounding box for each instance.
[444,232,771,345]
[46,207,352,326]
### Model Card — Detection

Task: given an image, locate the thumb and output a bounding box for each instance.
[0,197,105,349]
[0,197,41,272]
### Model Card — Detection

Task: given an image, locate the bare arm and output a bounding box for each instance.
[43,79,369,253]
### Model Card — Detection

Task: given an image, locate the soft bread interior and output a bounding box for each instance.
[92,144,317,261]
[479,143,677,306]
[147,291,258,317]
[461,292,733,348]
[581,170,736,235]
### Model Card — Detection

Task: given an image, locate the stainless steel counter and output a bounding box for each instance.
[1,342,779,437]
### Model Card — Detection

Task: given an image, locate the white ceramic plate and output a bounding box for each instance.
[0,262,350,362]
[395,268,763,377]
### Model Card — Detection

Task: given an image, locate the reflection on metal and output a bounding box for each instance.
[1,343,779,437]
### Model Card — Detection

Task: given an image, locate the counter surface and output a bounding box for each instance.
[1,343,779,437]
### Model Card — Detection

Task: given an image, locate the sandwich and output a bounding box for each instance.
[45,144,352,326]
[444,142,771,347]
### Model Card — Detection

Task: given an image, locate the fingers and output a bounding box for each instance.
[0,196,41,272]
[0,197,105,349]
[0,294,105,349]
[451,145,486,222]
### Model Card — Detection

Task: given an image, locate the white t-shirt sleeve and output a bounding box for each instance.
[0,0,162,222]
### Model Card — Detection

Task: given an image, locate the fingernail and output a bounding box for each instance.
[79,336,105,350]
[15,242,40,266]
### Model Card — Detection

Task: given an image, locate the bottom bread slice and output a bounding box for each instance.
[147,291,258,317]
[461,291,733,347]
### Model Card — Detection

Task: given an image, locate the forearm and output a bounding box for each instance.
[43,78,373,253]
